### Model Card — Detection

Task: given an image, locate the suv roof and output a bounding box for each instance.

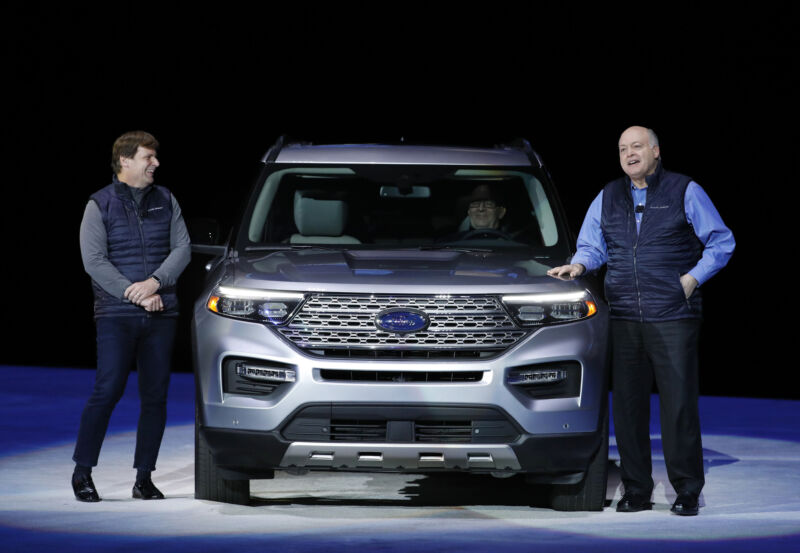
[263,139,543,167]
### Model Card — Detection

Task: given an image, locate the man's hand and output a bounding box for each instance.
[125,278,160,305]
[139,294,164,312]
[680,274,698,299]
[547,263,586,280]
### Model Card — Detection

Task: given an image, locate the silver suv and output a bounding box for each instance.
[192,139,609,510]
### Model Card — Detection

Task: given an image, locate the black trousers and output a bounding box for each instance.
[611,318,704,497]
[73,315,177,472]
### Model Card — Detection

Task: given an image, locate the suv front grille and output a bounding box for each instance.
[277,294,528,358]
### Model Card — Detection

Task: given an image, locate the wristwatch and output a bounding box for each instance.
[150,275,162,289]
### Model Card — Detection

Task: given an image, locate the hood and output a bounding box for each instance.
[221,248,583,294]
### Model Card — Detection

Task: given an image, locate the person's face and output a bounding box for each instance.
[618,127,659,182]
[119,146,159,188]
[468,200,506,229]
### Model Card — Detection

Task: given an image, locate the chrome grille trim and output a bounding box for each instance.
[276,294,528,354]
[318,369,485,383]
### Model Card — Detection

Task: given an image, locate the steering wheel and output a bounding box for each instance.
[459,228,514,241]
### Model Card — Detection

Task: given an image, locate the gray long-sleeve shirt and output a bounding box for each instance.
[79,186,191,299]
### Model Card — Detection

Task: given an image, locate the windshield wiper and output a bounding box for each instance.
[244,244,348,252]
[416,245,494,253]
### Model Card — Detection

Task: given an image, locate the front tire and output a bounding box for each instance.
[548,408,609,511]
[194,405,250,505]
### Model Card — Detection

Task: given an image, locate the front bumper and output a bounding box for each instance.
[200,423,603,481]
[193,293,608,480]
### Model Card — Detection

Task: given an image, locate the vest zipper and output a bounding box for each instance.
[132,200,150,278]
[632,207,643,322]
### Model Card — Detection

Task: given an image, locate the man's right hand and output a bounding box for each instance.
[546,263,586,280]
[139,294,164,312]
[124,278,160,305]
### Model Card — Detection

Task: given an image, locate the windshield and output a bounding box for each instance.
[238,164,572,259]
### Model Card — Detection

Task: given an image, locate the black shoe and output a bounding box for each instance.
[616,492,652,512]
[132,478,165,500]
[671,493,699,516]
[72,473,101,502]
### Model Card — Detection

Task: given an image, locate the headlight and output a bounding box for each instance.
[207,286,306,325]
[501,291,597,326]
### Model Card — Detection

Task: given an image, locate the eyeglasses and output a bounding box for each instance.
[469,200,498,210]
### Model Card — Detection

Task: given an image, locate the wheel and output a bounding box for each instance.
[548,408,609,511]
[195,404,250,505]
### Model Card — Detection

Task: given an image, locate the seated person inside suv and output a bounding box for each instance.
[440,184,509,241]
[466,184,507,231]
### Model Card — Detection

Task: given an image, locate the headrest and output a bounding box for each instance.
[294,191,348,236]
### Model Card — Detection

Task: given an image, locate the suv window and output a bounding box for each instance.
[240,164,571,258]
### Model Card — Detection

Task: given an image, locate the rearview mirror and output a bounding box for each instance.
[379,185,431,198]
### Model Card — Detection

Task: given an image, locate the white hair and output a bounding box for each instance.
[647,128,660,148]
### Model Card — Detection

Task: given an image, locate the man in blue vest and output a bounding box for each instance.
[548,126,735,515]
[72,131,191,502]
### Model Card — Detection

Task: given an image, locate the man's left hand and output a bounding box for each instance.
[680,274,699,298]
[125,278,160,305]
[139,294,164,312]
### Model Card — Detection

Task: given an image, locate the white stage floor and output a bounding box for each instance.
[1,366,799,552]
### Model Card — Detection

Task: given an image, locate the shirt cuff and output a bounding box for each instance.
[687,269,706,287]
[570,254,599,273]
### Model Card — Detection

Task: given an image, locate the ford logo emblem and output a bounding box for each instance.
[375,308,430,334]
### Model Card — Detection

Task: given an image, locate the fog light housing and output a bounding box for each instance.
[507,361,581,399]
[223,358,298,397]
[236,362,296,383]
[507,368,567,385]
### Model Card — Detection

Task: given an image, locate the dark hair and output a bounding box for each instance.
[111,131,159,173]
[466,184,505,205]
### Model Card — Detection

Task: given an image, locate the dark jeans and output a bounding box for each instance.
[611,318,704,497]
[73,315,177,471]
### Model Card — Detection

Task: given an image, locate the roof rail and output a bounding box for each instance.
[503,138,544,169]
[263,136,544,166]
[262,135,287,163]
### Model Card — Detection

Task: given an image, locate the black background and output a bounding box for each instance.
[4,5,797,398]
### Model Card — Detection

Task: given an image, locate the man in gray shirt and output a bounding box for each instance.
[72,131,190,502]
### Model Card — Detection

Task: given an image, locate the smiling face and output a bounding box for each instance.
[468,200,506,229]
[618,126,660,187]
[118,146,159,189]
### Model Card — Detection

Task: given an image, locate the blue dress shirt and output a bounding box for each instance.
[570,182,735,286]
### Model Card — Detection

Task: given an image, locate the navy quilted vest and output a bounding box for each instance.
[90,178,178,317]
[601,164,703,321]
